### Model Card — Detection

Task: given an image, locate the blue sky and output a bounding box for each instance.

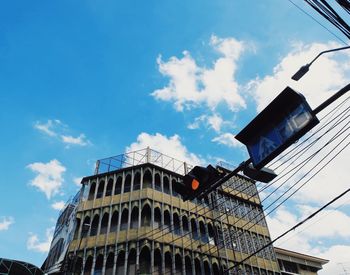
[1,0,350,273]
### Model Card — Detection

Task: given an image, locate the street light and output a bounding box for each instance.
[291,45,350,81]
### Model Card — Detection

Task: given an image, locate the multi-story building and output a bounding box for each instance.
[275,247,328,275]
[43,148,282,275]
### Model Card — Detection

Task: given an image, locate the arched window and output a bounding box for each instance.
[100,213,109,235]
[208,223,216,245]
[191,218,199,240]
[173,213,181,235]
[164,210,171,232]
[185,256,192,275]
[114,177,122,195]
[116,251,125,275]
[94,254,103,275]
[73,256,82,275]
[212,263,220,275]
[143,170,152,189]
[88,182,96,200]
[182,216,189,235]
[83,256,93,275]
[120,209,129,231]
[195,258,201,275]
[96,180,105,199]
[105,178,113,197]
[124,175,131,193]
[172,179,179,197]
[154,249,162,275]
[90,215,99,236]
[163,177,170,194]
[133,172,141,191]
[130,207,139,229]
[154,174,161,191]
[81,216,90,237]
[74,218,81,239]
[175,254,182,275]
[204,261,210,275]
[105,253,114,275]
[141,205,151,227]
[139,247,151,274]
[127,249,136,275]
[154,208,161,228]
[199,221,208,243]
[165,252,172,275]
[110,211,119,232]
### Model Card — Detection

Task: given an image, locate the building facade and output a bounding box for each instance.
[275,247,328,275]
[43,148,282,275]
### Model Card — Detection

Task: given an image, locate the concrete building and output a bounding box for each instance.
[42,148,282,275]
[275,247,328,275]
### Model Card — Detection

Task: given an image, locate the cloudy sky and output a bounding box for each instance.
[1,1,350,273]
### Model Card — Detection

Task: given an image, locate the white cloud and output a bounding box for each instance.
[51,201,66,211]
[318,245,350,274]
[188,113,225,133]
[0,216,14,231]
[27,159,66,199]
[61,134,89,146]
[73,177,83,187]
[126,132,203,166]
[27,227,54,253]
[212,133,243,148]
[249,41,350,112]
[152,35,247,112]
[34,119,91,147]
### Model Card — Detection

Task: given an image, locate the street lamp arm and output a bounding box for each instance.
[292,45,350,81]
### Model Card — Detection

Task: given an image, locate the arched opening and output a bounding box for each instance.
[94,254,103,275]
[154,249,162,275]
[154,174,161,191]
[175,254,182,275]
[90,214,99,236]
[114,176,122,195]
[191,218,199,240]
[173,213,181,235]
[116,251,125,275]
[83,256,93,275]
[172,179,179,197]
[141,205,151,227]
[74,218,81,239]
[143,170,152,189]
[100,212,109,235]
[195,258,201,275]
[164,210,171,232]
[124,174,131,193]
[127,249,136,275]
[96,180,105,199]
[130,207,139,229]
[120,208,129,231]
[110,211,119,232]
[182,216,189,235]
[163,177,170,194]
[199,221,208,243]
[133,172,141,191]
[105,252,114,275]
[208,223,216,245]
[154,208,161,228]
[204,261,210,275]
[73,256,83,275]
[88,182,96,200]
[185,256,192,275]
[212,263,220,275]
[139,247,151,274]
[81,216,90,237]
[165,252,172,275]
[105,178,113,197]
